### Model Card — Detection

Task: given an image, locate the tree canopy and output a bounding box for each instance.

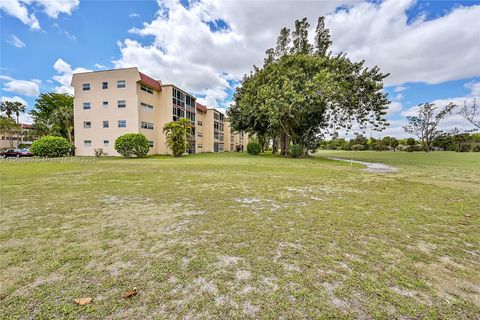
[30,93,74,143]
[228,17,389,156]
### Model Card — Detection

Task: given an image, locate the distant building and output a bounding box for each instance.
[0,124,33,149]
[71,67,248,156]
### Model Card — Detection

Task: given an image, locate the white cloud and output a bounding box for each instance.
[0,95,29,107]
[0,96,33,124]
[2,78,40,96]
[394,93,403,101]
[52,58,91,94]
[327,1,480,86]
[94,63,107,69]
[465,81,480,97]
[7,35,26,48]
[114,0,480,108]
[0,0,79,29]
[33,0,80,19]
[387,101,403,115]
[394,86,408,93]
[114,0,351,106]
[0,0,40,29]
[129,12,140,18]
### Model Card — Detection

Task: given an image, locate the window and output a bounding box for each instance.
[83,121,91,128]
[140,84,153,94]
[197,120,203,126]
[186,111,195,122]
[141,121,154,130]
[102,82,108,89]
[173,106,185,121]
[118,100,126,108]
[82,83,90,91]
[84,140,91,146]
[148,140,154,147]
[198,144,202,148]
[103,121,109,128]
[197,132,203,138]
[102,101,108,108]
[140,102,154,112]
[117,80,126,88]
[103,140,109,147]
[83,102,91,110]
[118,120,126,128]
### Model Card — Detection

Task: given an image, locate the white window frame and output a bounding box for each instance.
[83,121,92,129]
[117,80,126,88]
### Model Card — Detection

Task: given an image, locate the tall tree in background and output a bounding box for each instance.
[458,98,479,129]
[0,100,26,125]
[264,48,275,66]
[275,27,291,58]
[314,16,332,56]
[403,102,456,152]
[31,93,74,143]
[291,18,312,55]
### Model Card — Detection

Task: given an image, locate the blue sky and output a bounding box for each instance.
[1,0,479,137]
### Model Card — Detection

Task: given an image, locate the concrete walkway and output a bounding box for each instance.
[328,157,398,173]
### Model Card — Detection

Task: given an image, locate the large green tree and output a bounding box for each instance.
[229,18,389,157]
[31,93,74,143]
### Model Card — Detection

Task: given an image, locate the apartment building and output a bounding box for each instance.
[72,67,247,156]
[0,124,33,149]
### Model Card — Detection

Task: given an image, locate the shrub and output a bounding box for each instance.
[94,148,106,157]
[472,145,480,152]
[288,144,304,158]
[30,136,71,157]
[114,133,149,158]
[247,141,261,155]
[351,144,365,151]
[455,142,472,152]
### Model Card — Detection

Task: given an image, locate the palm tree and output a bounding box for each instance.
[0,101,26,147]
[0,101,26,125]
[163,118,193,157]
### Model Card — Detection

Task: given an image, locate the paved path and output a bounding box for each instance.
[328,157,398,173]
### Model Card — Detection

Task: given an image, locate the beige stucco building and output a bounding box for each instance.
[0,124,33,149]
[72,67,248,156]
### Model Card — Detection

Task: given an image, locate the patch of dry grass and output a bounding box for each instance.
[1,152,479,319]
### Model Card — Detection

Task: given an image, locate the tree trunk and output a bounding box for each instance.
[280,133,288,156]
[272,135,278,154]
[16,113,20,148]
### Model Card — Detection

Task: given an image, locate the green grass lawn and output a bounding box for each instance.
[1,151,479,319]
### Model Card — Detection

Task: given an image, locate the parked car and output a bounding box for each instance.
[1,148,33,158]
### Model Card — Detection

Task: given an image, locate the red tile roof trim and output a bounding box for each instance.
[196,102,207,113]
[139,72,162,92]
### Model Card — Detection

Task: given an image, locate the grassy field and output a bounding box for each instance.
[0,151,479,319]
